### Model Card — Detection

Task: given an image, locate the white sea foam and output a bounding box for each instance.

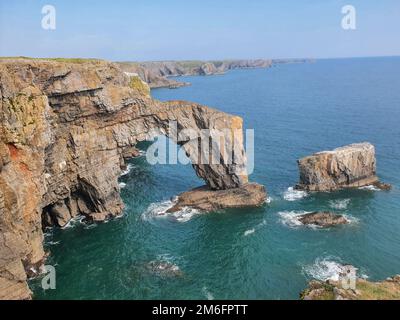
[283,187,308,201]
[244,219,267,236]
[303,257,346,282]
[329,199,351,210]
[138,150,146,157]
[202,287,214,300]
[84,223,97,230]
[61,215,85,229]
[244,229,255,236]
[170,207,202,223]
[359,185,380,191]
[141,200,175,221]
[120,164,134,177]
[342,214,359,225]
[141,200,202,223]
[266,196,273,204]
[303,257,368,282]
[119,182,127,189]
[278,211,310,228]
[43,229,54,238]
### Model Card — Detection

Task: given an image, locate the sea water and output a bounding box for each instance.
[31,57,400,299]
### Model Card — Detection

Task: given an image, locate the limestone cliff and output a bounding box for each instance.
[117,59,310,89]
[0,58,262,299]
[296,143,389,192]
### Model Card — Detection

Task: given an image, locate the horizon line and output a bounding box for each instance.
[1,54,400,63]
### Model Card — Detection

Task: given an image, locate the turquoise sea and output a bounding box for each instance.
[31,57,400,299]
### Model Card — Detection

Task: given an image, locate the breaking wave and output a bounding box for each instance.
[278,211,311,228]
[283,187,308,201]
[141,200,202,223]
[120,164,134,177]
[61,215,86,229]
[47,240,60,246]
[303,257,368,282]
[303,257,346,281]
[359,185,380,191]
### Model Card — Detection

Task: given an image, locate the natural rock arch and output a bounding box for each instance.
[0,59,254,299]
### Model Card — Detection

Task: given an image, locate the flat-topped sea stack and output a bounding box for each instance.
[296,143,391,192]
[167,183,267,213]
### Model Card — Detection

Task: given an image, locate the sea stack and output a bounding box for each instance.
[296,142,391,192]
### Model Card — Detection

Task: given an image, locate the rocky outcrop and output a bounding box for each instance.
[298,212,348,227]
[301,275,400,300]
[167,183,267,213]
[117,59,310,88]
[296,143,390,191]
[0,58,262,299]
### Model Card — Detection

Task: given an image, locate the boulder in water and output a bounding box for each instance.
[298,211,348,227]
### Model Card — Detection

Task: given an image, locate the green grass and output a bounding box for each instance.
[128,75,150,96]
[356,280,400,300]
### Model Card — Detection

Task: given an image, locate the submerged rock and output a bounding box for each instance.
[146,261,183,277]
[301,273,400,300]
[372,181,392,191]
[167,183,267,213]
[296,142,390,191]
[298,211,348,227]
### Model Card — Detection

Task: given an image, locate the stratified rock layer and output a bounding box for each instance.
[0,58,261,299]
[296,143,387,191]
[167,183,267,213]
[117,59,311,88]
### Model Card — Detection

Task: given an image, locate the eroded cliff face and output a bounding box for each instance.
[116,59,275,88]
[0,59,252,299]
[296,143,385,191]
[117,59,313,89]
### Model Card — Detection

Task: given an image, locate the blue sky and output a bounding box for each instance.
[0,0,399,61]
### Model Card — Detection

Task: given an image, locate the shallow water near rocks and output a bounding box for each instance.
[31,58,400,299]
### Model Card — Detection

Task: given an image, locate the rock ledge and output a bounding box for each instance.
[167,183,267,213]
